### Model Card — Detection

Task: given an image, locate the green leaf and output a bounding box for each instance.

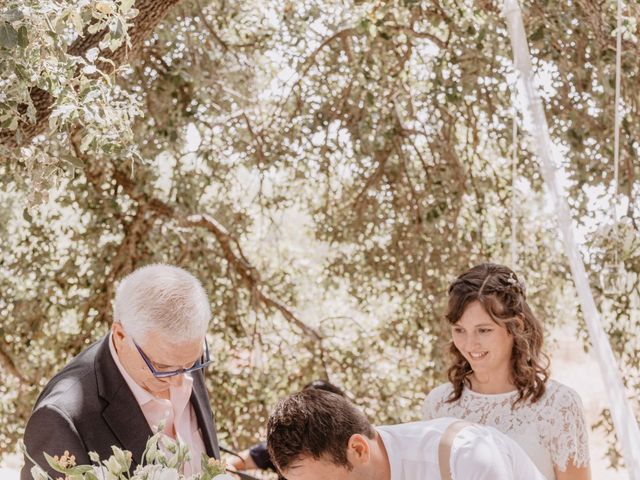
[477,27,487,43]
[65,465,95,475]
[79,133,95,153]
[26,100,36,122]
[22,208,32,222]
[120,0,135,14]
[0,22,18,49]
[366,91,375,106]
[14,63,28,80]
[29,465,48,480]
[3,8,24,22]
[62,154,86,169]
[86,47,99,63]
[529,25,544,42]
[70,11,84,35]
[83,65,97,75]
[43,453,68,474]
[87,23,103,35]
[17,25,28,47]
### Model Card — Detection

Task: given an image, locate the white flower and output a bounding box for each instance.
[154,467,180,480]
[103,454,128,476]
[211,475,235,480]
[132,463,161,480]
[92,465,118,480]
[94,1,115,14]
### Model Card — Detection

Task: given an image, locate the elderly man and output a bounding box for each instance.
[267,389,546,480]
[21,264,219,480]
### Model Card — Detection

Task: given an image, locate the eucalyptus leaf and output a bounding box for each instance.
[22,208,32,222]
[0,21,18,49]
[3,8,24,22]
[43,453,69,474]
[120,0,135,14]
[16,25,28,47]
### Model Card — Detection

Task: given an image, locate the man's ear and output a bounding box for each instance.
[346,434,371,466]
[111,322,125,343]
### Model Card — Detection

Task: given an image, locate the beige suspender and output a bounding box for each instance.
[438,420,473,480]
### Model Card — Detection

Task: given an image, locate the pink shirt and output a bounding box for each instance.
[109,334,207,475]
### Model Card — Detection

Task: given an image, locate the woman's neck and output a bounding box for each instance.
[469,369,516,394]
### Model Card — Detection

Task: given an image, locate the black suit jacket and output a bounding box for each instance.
[21,335,219,480]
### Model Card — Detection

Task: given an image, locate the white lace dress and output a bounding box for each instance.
[421,379,590,480]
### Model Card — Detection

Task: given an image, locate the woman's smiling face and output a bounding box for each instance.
[451,300,514,378]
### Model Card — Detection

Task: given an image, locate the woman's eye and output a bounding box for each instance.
[479,329,492,334]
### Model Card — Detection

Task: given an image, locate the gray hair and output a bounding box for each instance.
[113,264,211,343]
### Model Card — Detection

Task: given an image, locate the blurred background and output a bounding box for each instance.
[1,0,639,478]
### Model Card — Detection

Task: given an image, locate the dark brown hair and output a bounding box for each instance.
[445,263,550,405]
[267,389,375,474]
[303,379,345,397]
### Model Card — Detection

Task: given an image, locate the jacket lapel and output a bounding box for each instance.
[190,370,220,459]
[94,335,153,466]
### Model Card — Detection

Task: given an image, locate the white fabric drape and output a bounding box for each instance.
[502,1,640,478]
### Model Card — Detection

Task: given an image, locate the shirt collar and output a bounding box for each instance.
[376,426,402,480]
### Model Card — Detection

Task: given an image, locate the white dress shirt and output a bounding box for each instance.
[108,333,207,475]
[377,418,546,480]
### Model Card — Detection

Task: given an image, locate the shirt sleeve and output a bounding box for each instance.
[21,404,90,480]
[546,386,590,470]
[421,393,436,420]
[451,425,546,480]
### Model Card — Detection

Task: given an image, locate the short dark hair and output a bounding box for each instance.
[302,379,345,397]
[267,389,375,473]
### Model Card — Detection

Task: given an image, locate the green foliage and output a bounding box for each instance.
[1,0,639,471]
[0,0,141,181]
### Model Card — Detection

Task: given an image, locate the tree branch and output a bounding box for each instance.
[0,342,27,383]
[111,168,323,343]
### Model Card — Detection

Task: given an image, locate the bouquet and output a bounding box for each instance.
[25,431,234,480]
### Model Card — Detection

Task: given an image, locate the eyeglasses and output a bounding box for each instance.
[133,338,212,378]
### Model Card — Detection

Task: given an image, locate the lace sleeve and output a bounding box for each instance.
[421,383,450,420]
[545,385,591,471]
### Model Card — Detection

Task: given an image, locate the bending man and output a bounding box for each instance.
[267,389,546,480]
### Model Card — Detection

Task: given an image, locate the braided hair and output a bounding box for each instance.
[445,263,550,405]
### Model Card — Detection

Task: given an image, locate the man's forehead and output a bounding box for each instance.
[285,454,311,470]
[140,331,204,364]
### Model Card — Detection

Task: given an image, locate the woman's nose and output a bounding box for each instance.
[467,333,481,348]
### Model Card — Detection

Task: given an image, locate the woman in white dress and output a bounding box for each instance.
[422,263,591,480]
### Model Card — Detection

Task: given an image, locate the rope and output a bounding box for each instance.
[613,0,624,216]
[502,1,640,478]
[511,100,518,266]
